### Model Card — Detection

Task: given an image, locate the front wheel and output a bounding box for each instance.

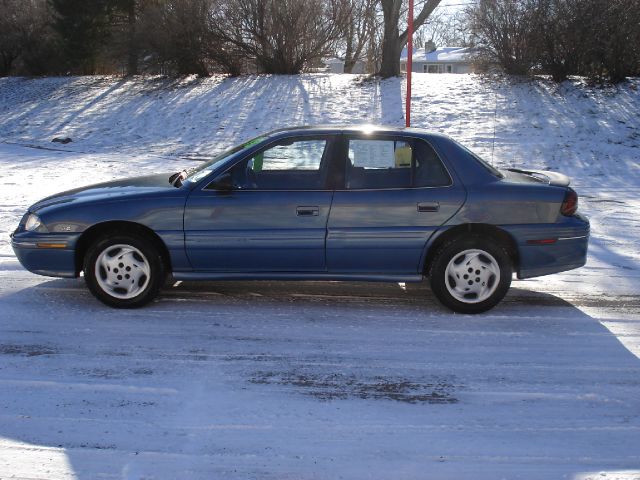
[429,235,512,314]
[84,233,165,308]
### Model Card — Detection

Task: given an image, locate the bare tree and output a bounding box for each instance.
[415,9,472,49]
[205,1,251,75]
[470,0,640,82]
[468,0,542,75]
[140,0,212,76]
[377,0,441,78]
[583,0,640,83]
[214,0,350,74]
[342,0,377,73]
[530,0,582,82]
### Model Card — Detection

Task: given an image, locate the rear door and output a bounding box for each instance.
[184,135,336,272]
[326,134,466,274]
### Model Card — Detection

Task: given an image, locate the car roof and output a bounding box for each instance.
[264,125,449,140]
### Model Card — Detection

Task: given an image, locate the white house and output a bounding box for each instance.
[322,57,367,74]
[400,46,474,74]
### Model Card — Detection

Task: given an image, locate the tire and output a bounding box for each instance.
[83,233,165,308]
[429,235,512,314]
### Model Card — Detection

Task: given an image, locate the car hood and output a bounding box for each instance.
[30,173,178,212]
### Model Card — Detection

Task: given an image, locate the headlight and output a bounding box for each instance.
[25,214,47,232]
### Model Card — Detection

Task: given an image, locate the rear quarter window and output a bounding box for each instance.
[459,144,504,178]
[414,139,451,187]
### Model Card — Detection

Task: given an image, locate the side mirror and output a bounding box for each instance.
[210,172,234,191]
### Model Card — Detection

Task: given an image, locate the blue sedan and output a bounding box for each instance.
[11,126,589,313]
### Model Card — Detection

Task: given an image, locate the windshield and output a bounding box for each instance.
[184,136,266,183]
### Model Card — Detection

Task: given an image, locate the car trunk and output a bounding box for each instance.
[502,168,571,187]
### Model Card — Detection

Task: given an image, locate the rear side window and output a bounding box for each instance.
[346,139,412,189]
[345,138,450,189]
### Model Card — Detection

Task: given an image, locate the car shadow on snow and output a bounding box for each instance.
[1,278,640,478]
[5,275,611,314]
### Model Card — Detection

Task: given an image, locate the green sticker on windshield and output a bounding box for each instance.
[243,137,265,148]
[253,152,264,172]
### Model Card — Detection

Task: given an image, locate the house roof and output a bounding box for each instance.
[323,57,366,66]
[401,47,472,63]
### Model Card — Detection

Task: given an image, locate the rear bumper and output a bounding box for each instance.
[11,231,80,278]
[502,215,590,279]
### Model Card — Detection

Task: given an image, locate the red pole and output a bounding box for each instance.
[406,0,414,128]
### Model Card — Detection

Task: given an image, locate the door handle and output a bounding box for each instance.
[296,206,319,216]
[417,202,440,212]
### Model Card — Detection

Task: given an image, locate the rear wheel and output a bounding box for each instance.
[429,235,512,314]
[84,233,165,308]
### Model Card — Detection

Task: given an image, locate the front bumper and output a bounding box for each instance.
[502,215,590,279]
[11,231,80,278]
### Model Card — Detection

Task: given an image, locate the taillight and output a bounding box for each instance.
[561,188,578,216]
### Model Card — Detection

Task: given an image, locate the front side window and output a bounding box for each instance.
[345,138,450,189]
[222,138,328,190]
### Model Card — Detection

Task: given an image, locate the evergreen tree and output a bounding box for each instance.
[49,0,112,74]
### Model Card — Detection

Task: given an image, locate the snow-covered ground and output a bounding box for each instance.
[0,74,639,479]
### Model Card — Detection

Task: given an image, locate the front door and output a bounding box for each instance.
[326,134,466,274]
[184,136,335,272]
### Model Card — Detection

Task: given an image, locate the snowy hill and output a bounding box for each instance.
[1,74,639,287]
[1,74,639,186]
